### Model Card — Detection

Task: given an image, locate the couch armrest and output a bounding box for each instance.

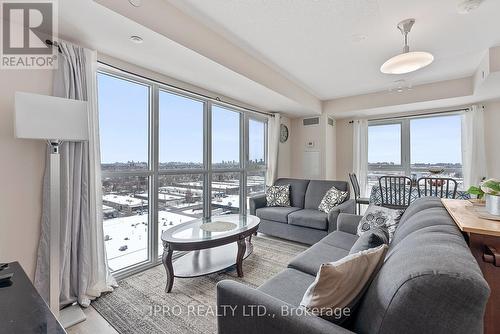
[217,280,354,334]
[327,199,356,233]
[249,194,267,215]
[336,213,363,235]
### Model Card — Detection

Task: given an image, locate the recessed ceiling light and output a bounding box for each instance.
[128,0,142,7]
[381,19,434,75]
[457,0,485,14]
[130,35,143,44]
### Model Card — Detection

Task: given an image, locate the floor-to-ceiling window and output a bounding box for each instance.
[98,72,151,272]
[97,66,268,276]
[367,114,463,190]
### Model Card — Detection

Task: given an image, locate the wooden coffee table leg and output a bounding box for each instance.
[162,242,174,293]
[236,238,246,277]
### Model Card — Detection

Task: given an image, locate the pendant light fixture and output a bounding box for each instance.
[380,19,434,74]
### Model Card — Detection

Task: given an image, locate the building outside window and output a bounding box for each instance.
[97,67,268,276]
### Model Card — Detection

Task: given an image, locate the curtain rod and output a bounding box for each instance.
[98,61,275,118]
[348,107,471,124]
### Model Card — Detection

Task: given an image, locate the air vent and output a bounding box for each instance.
[328,118,335,126]
[303,117,320,126]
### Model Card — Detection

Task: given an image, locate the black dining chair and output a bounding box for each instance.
[349,173,370,215]
[379,176,413,210]
[417,177,458,199]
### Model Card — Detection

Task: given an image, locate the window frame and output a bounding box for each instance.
[367,112,463,186]
[97,65,268,279]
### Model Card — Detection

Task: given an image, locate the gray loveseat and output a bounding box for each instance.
[218,197,490,334]
[249,178,355,245]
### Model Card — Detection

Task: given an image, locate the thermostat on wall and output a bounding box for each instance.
[306,141,315,149]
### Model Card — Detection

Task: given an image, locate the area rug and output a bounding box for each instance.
[92,236,307,334]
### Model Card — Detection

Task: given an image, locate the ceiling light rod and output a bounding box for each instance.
[397,18,415,54]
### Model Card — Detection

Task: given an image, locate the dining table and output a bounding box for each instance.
[369,184,470,205]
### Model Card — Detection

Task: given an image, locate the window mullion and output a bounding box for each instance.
[205,101,212,219]
[151,83,159,262]
[402,119,411,177]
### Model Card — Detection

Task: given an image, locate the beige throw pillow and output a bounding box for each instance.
[300,244,388,323]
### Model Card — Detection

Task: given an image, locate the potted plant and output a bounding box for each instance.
[481,179,500,216]
[467,185,485,206]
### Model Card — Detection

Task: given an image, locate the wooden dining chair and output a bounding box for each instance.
[349,173,370,215]
[417,177,458,199]
[378,176,413,210]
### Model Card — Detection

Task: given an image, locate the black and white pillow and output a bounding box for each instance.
[266,184,291,207]
[356,205,404,242]
[318,186,348,214]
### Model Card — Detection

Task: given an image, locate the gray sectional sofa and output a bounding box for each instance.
[218,197,490,334]
[249,178,355,245]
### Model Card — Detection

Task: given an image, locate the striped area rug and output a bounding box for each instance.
[92,236,307,334]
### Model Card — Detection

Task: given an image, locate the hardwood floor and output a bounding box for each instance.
[66,306,118,334]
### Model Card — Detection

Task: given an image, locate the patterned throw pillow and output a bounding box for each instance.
[356,205,404,242]
[266,184,291,207]
[318,186,348,213]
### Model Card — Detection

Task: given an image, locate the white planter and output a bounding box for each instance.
[485,194,500,216]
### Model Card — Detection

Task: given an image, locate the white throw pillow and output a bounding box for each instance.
[265,184,291,207]
[300,244,388,324]
[357,205,404,242]
[318,186,348,213]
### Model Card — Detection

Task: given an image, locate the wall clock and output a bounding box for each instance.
[280,124,289,143]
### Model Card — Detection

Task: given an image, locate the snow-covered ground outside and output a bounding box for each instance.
[104,210,197,271]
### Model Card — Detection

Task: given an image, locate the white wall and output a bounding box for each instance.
[484,101,500,178]
[0,69,53,279]
[282,113,336,180]
[335,118,354,183]
[277,116,292,178]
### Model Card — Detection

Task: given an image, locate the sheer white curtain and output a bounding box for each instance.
[462,105,488,189]
[353,119,369,197]
[35,41,116,308]
[266,113,281,186]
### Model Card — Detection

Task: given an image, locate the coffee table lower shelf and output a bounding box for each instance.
[173,241,253,278]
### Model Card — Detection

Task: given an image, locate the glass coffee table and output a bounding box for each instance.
[161,214,260,293]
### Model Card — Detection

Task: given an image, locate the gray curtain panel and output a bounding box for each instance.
[34,41,116,308]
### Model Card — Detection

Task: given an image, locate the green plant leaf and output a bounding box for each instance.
[467,186,484,195]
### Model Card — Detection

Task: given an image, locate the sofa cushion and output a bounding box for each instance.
[349,228,389,255]
[300,245,388,324]
[258,268,316,306]
[398,196,443,225]
[265,184,291,207]
[274,178,310,209]
[256,206,301,224]
[390,207,454,248]
[318,186,349,214]
[357,205,404,242]
[288,242,349,276]
[288,209,328,231]
[304,180,349,210]
[320,231,358,251]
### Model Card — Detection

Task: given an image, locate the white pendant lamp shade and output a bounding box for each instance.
[381,19,434,75]
[381,51,434,74]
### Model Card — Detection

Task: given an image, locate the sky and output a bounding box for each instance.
[98,73,265,164]
[368,115,462,165]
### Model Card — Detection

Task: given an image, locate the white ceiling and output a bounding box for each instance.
[167,0,500,100]
[58,0,308,115]
[59,0,500,116]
